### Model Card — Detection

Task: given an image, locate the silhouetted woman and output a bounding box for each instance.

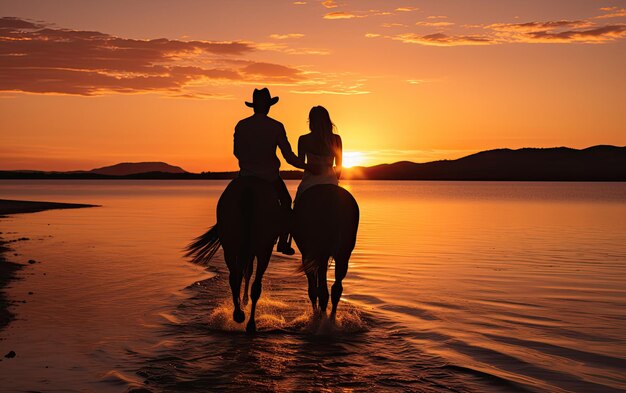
[296,106,342,200]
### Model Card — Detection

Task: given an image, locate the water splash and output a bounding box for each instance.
[205,296,292,332]
[290,306,368,335]
[205,295,368,336]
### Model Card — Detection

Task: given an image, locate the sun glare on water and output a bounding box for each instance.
[342,151,367,168]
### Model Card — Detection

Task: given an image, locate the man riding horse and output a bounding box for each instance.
[234,87,309,255]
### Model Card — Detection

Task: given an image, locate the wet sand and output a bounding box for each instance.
[0,240,22,330]
[0,199,98,330]
[0,199,98,216]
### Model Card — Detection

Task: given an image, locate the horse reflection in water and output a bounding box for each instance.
[186,178,359,332]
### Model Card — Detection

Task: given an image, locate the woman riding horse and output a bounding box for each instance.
[292,106,359,318]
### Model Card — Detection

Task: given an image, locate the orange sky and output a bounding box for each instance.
[1,1,625,172]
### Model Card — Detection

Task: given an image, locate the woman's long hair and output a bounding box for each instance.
[308,106,337,156]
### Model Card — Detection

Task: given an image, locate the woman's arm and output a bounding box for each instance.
[334,134,343,179]
[278,125,309,170]
[296,135,321,174]
[297,136,306,163]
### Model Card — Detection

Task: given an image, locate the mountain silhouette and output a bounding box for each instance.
[90,162,187,176]
[1,146,624,180]
[342,145,626,181]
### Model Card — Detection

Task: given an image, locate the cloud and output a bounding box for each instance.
[0,17,310,96]
[269,33,305,39]
[483,19,626,43]
[293,1,307,4]
[323,11,362,19]
[322,0,339,8]
[255,41,330,55]
[375,16,626,47]
[290,73,370,95]
[240,62,304,82]
[427,16,448,19]
[322,6,416,20]
[381,23,407,28]
[392,32,495,46]
[415,21,455,27]
[395,7,418,12]
[518,24,626,43]
[370,10,393,16]
[596,7,626,19]
[365,33,381,38]
[486,20,592,32]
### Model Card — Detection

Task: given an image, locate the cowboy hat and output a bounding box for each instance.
[245,87,279,108]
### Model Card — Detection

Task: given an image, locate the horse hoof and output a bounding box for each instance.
[246,321,257,334]
[242,296,249,306]
[233,309,245,323]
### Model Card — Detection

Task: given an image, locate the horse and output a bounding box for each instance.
[292,184,359,319]
[185,176,281,333]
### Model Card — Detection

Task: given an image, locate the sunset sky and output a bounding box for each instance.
[1,0,625,172]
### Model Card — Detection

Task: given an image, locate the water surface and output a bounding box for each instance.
[0,180,625,392]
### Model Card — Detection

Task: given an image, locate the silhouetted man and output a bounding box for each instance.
[234,87,306,255]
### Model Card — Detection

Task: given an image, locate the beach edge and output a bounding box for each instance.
[0,199,99,330]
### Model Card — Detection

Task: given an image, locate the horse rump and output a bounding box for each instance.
[298,254,332,275]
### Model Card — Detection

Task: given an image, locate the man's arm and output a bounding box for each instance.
[277,126,307,170]
[233,124,241,159]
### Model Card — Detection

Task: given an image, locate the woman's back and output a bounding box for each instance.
[300,132,339,157]
[296,133,342,200]
[296,106,343,200]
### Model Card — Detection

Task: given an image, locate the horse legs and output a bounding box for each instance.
[246,247,272,334]
[225,249,246,323]
[241,259,253,306]
[330,255,349,320]
[317,258,330,314]
[306,270,318,312]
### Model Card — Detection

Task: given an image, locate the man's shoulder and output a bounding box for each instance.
[236,115,255,128]
[236,115,284,129]
[265,115,285,129]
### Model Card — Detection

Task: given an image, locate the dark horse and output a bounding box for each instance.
[186,180,358,331]
[186,176,280,333]
[292,184,359,319]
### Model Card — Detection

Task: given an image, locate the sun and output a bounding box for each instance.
[342,151,367,168]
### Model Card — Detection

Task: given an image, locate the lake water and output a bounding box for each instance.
[1,180,625,392]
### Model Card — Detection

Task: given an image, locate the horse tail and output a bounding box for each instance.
[184,225,221,266]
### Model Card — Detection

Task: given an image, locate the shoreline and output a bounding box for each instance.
[0,199,99,330]
[0,239,22,330]
[0,199,99,216]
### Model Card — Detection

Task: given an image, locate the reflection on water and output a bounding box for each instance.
[0,180,625,392]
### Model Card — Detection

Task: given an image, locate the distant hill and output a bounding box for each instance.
[1,146,625,180]
[90,162,187,176]
[342,145,626,181]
